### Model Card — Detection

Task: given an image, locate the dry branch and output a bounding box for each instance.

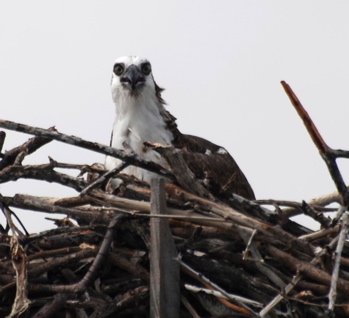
[281,81,349,207]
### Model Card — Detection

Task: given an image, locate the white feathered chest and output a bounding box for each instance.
[105,71,173,182]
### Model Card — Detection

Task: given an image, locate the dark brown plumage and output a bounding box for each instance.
[159,108,255,200]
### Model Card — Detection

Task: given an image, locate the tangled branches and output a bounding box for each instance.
[0,82,349,317]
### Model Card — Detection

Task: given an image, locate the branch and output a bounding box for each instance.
[281,81,349,207]
[71,214,126,294]
[0,132,53,170]
[0,119,174,179]
[1,194,112,225]
[0,163,87,192]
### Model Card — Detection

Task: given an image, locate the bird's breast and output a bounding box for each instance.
[106,108,173,182]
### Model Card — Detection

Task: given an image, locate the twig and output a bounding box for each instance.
[242,229,257,260]
[80,162,129,196]
[299,225,340,241]
[48,157,93,171]
[177,256,257,316]
[0,163,87,192]
[0,130,53,171]
[238,226,286,290]
[256,199,307,209]
[300,201,331,228]
[0,200,29,236]
[184,284,263,308]
[0,202,25,237]
[328,212,349,311]
[1,194,112,225]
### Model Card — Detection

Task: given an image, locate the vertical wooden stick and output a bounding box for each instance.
[150,178,180,318]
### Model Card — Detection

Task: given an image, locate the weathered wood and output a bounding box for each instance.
[149,178,180,318]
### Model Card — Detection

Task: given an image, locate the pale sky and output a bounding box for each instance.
[1,1,349,232]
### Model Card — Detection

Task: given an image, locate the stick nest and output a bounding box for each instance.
[1,82,349,317]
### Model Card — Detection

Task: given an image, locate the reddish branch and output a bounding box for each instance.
[281,81,328,154]
[281,81,349,208]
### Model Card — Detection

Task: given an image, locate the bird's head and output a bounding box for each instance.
[111,56,165,108]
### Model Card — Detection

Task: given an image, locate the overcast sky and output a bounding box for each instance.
[1,1,349,232]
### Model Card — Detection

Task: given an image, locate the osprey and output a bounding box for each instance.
[105,56,255,200]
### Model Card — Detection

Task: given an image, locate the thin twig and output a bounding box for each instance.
[177,256,257,317]
[328,212,349,311]
[184,284,263,308]
[242,229,257,261]
[0,130,53,170]
[80,162,129,196]
[238,227,286,290]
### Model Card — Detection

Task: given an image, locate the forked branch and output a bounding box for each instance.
[281,81,349,209]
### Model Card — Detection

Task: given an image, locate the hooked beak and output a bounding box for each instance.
[120,65,145,92]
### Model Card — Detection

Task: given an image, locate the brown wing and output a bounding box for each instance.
[172,133,255,200]
[159,107,254,199]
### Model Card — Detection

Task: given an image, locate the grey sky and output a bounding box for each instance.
[1,1,349,232]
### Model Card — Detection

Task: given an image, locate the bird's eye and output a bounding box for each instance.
[141,63,151,75]
[113,63,125,76]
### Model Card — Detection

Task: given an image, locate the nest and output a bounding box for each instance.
[1,82,349,317]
